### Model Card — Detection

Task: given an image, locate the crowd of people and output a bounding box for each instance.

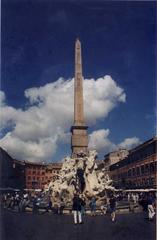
[1,191,51,213]
[2,191,30,212]
[71,191,156,224]
[1,190,156,224]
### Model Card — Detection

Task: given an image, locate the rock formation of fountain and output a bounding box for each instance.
[47,150,114,205]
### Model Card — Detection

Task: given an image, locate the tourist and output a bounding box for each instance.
[100,199,107,215]
[53,203,59,214]
[132,193,137,204]
[135,193,139,204]
[100,205,107,215]
[80,195,86,216]
[14,192,20,210]
[8,194,15,209]
[72,194,83,224]
[139,193,148,218]
[58,198,65,215]
[2,194,7,208]
[109,194,117,222]
[147,193,155,221]
[127,193,131,202]
[129,193,135,212]
[32,195,38,213]
[89,197,96,216]
[48,198,53,212]
[23,191,28,200]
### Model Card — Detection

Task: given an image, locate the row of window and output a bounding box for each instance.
[46,170,60,174]
[115,162,156,179]
[114,177,156,188]
[27,176,45,181]
[27,170,45,175]
[128,162,156,177]
[27,170,60,175]
[125,177,155,187]
[26,183,45,187]
[27,166,45,170]
[128,143,156,162]
[26,174,60,181]
[26,182,45,185]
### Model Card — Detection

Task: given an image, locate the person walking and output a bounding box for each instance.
[32,195,38,213]
[147,193,155,221]
[109,195,117,222]
[129,193,135,212]
[45,197,53,213]
[72,194,83,225]
[80,195,86,216]
[100,198,107,215]
[89,197,96,216]
[59,198,65,215]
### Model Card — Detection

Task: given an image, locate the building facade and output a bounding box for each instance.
[104,149,129,171]
[109,137,157,189]
[0,147,62,190]
[25,162,46,190]
[19,161,63,190]
[0,147,26,190]
[45,163,62,187]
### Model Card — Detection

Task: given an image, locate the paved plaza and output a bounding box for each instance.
[1,209,156,240]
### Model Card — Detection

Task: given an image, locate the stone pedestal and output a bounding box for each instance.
[71,125,88,157]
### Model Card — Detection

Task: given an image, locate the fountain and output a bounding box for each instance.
[47,150,114,205]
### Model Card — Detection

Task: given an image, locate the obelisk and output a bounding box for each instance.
[71,39,88,157]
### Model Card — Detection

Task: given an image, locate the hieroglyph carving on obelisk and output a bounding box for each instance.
[71,39,88,157]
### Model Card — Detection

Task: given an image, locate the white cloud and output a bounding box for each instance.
[89,129,116,152]
[118,137,140,150]
[89,129,140,155]
[0,132,58,163]
[0,91,6,106]
[0,75,126,162]
[84,76,126,123]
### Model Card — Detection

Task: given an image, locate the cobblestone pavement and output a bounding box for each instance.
[1,209,156,240]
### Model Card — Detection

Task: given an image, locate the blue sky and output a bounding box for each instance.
[1,1,156,162]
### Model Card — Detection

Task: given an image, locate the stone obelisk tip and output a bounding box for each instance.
[76,38,81,46]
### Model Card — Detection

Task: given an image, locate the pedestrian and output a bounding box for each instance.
[129,193,135,212]
[72,194,83,225]
[2,194,7,208]
[127,193,131,202]
[32,195,38,213]
[80,195,86,216]
[6,193,11,208]
[14,192,20,210]
[132,193,136,204]
[9,195,15,209]
[135,193,139,204]
[139,193,148,219]
[147,193,155,221]
[89,197,96,216]
[53,203,59,214]
[109,194,117,222]
[100,199,107,215]
[48,198,53,212]
[59,198,65,215]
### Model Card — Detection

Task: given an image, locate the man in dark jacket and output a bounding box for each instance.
[109,195,117,222]
[72,194,83,224]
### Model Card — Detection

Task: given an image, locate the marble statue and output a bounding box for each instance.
[47,150,114,203]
